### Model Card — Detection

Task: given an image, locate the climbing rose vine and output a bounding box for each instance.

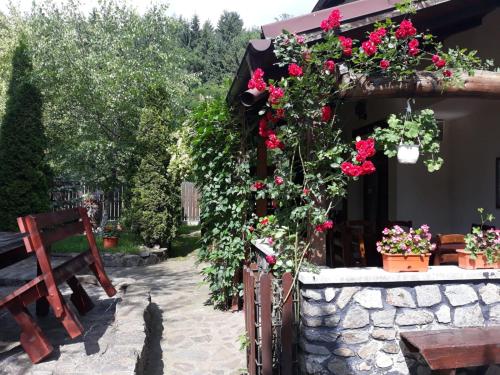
[245,7,491,278]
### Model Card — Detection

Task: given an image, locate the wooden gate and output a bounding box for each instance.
[243,265,298,375]
[181,181,200,224]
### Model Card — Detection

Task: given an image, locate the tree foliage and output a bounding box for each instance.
[0,38,50,230]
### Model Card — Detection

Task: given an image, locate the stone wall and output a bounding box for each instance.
[299,280,500,374]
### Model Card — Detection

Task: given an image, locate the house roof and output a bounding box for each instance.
[226,0,500,107]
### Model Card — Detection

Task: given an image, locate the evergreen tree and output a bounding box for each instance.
[128,88,181,247]
[0,38,50,230]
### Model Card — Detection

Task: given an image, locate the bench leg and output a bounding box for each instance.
[36,262,50,317]
[89,262,117,297]
[67,276,94,315]
[7,301,53,364]
[50,291,84,339]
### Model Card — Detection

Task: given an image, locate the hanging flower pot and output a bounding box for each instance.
[397,144,420,164]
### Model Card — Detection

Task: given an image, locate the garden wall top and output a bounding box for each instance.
[299,266,499,285]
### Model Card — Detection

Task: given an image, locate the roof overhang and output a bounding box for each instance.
[226,0,500,107]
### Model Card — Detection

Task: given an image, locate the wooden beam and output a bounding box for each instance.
[344,70,500,100]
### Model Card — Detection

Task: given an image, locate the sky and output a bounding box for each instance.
[0,0,314,28]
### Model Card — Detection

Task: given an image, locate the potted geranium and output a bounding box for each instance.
[459,208,500,269]
[102,221,122,249]
[377,224,435,272]
[374,107,443,172]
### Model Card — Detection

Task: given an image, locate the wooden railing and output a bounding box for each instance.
[243,265,298,375]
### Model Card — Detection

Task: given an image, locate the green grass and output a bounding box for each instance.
[170,225,201,258]
[51,224,201,257]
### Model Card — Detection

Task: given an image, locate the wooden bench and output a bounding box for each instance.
[401,327,500,374]
[0,207,116,363]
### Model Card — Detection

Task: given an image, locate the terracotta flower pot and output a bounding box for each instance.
[103,237,119,249]
[382,253,431,272]
[456,249,499,270]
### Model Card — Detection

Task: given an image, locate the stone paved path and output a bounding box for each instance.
[110,251,246,375]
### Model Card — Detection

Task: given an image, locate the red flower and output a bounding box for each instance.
[395,19,417,39]
[343,48,353,57]
[380,59,391,70]
[341,162,362,177]
[288,63,303,77]
[315,220,334,233]
[248,68,266,91]
[408,38,420,56]
[361,160,376,175]
[259,117,270,138]
[252,181,266,190]
[265,255,276,265]
[248,226,255,232]
[265,134,285,150]
[260,217,269,226]
[443,69,452,77]
[369,28,386,45]
[433,55,446,69]
[321,105,332,122]
[338,36,353,56]
[303,188,311,195]
[295,34,305,44]
[362,40,377,56]
[355,138,376,162]
[320,9,342,32]
[268,84,284,105]
[275,108,285,119]
[274,176,284,185]
[324,60,336,74]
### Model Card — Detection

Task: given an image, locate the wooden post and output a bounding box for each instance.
[260,273,273,375]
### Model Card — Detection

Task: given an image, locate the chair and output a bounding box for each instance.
[340,221,374,266]
[0,207,116,363]
[433,234,465,265]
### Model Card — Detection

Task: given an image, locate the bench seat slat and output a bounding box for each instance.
[401,328,500,370]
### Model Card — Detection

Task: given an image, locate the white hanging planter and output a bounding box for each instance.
[397,144,420,164]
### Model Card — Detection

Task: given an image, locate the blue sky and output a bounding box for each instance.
[1,0,314,28]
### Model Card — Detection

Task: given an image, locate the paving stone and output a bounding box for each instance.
[415,285,442,307]
[341,330,370,344]
[396,310,434,325]
[454,304,485,327]
[444,285,478,306]
[302,300,337,316]
[324,287,336,302]
[372,308,396,327]
[371,328,396,340]
[333,347,355,357]
[387,288,416,307]
[336,286,360,309]
[354,288,383,309]
[435,304,451,324]
[343,305,369,328]
[479,284,500,305]
[302,288,323,301]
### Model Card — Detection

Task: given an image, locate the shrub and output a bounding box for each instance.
[0,39,51,230]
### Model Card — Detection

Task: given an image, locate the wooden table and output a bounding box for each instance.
[0,232,29,270]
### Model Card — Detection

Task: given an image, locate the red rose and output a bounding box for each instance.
[395,19,417,39]
[265,255,276,265]
[369,28,386,45]
[268,84,284,105]
[265,134,285,150]
[275,108,285,119]
[274,176,284,185]
[380,59,390,70]
[434,57,446,69]
[324,60,336,73]
[341,162,362,177]
[315,220,334,233]
[361,160,376,175]
[432,54,440,64]
[443,69,452,77]
[288,63,303,77]
[321,105,332,122]
[248,68,266,91]
[303,188,311,195]
[259,117,270,138]
[408,39,420,56]
[362,40,377,56]
[260,217,269,226]
[343,48,352,56]
[339,36,352,48]
[252,181,266,190]
[320,9,342,32]
[355,138,376,162]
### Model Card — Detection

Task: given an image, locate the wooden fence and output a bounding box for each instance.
[181,181,200,224]
[243,265,298,375]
